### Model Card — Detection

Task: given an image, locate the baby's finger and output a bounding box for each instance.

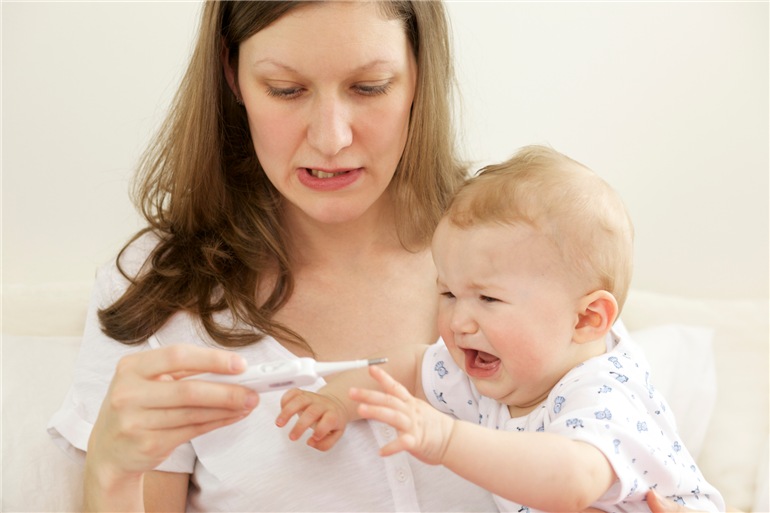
[350,387,410,421]
[368,366,413,401]
[280,388,305,408]
[307,427,345,452]
[288,409,322,441]
[379,434,415,457]
[349,386,402,409]
[356,402,412,433]
[312,411,340,440]
[276,389,310,427]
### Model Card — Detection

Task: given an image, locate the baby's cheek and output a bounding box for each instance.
[436,313,451,339]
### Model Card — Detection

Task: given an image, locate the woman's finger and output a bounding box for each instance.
[142,406,255,430]
[112,377,259,412]
[154,412,252,455]
[127,344,248,380]
[645,490,693,513]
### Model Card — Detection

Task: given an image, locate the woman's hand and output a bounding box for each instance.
[581,490,713,513]
[646,490,714,513]
[276,389,349,451]
[84,345,259,510]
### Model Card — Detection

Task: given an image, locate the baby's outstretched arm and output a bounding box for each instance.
[354,365,617,512]
[351,365,455,464]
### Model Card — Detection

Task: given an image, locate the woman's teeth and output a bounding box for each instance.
[309,169,346,179]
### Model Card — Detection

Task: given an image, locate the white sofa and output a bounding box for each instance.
[2,283,768,512]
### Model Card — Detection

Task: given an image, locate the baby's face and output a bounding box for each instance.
[431,219,588,416]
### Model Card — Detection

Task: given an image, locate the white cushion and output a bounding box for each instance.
[623,289,769,512]
[1,335,84,512]
[629,323,716,459]
[2,282,92,337]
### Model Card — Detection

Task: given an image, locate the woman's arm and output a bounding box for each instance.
[144,471,189,513]
[83,345,260,512]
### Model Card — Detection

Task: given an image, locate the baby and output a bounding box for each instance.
[276,145,725,513]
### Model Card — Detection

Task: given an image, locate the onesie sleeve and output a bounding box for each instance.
[47,234,197,474]
[420,340,481,423]
[543,343,724,511]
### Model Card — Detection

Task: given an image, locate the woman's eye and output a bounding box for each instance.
[353,82,392,96]
[266,86,304,99]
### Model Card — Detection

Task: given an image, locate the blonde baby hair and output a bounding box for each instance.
[445,145,634,312]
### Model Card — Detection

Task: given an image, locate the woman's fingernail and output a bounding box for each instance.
[231,356,247,372]
[244,392,259,408]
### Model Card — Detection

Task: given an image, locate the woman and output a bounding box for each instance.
[50,2,495,511]
[48,2,701,512]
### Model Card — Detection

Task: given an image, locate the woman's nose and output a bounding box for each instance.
[307,94,353,157]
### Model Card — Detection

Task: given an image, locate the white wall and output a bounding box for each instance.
[3,1,768,300]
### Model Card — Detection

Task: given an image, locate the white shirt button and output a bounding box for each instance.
[396,467,409,483]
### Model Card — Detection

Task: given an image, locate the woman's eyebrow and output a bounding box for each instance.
[250,58,397,74]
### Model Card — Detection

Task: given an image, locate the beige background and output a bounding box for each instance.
[3,1,768,300]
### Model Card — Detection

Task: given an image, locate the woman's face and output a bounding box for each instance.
[235,2,417,226]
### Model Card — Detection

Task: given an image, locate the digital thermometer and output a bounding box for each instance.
[188,357,387,393]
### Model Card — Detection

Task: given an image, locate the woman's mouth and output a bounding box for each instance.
[308,168,350,179]
[464,349,501,378]
[297,167,362,191]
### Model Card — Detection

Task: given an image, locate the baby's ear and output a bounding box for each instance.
[573,290,618,344]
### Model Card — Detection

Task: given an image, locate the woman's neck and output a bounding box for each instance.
[283,195,404,269]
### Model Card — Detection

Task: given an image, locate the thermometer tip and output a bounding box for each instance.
[367,357,388,366]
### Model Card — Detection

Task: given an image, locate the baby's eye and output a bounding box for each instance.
[480,295,499,303]
[440,291,455,299]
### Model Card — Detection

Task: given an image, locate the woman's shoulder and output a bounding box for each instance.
[98,229,159,274]
[117,230,162,274]
[95,229,163,303]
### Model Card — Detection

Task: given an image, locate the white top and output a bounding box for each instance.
[421,333,726,513]
[48,233,497,512]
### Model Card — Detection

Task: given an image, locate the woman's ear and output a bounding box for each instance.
[221,38,241,101]
[573,290,618,344]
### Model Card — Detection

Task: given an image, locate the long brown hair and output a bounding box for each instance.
[99,1,464,351]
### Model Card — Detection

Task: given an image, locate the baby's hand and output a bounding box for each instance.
[276,389,348,451]
[351,365,454,465]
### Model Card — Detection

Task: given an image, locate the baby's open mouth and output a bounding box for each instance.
[464,349,501,377]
